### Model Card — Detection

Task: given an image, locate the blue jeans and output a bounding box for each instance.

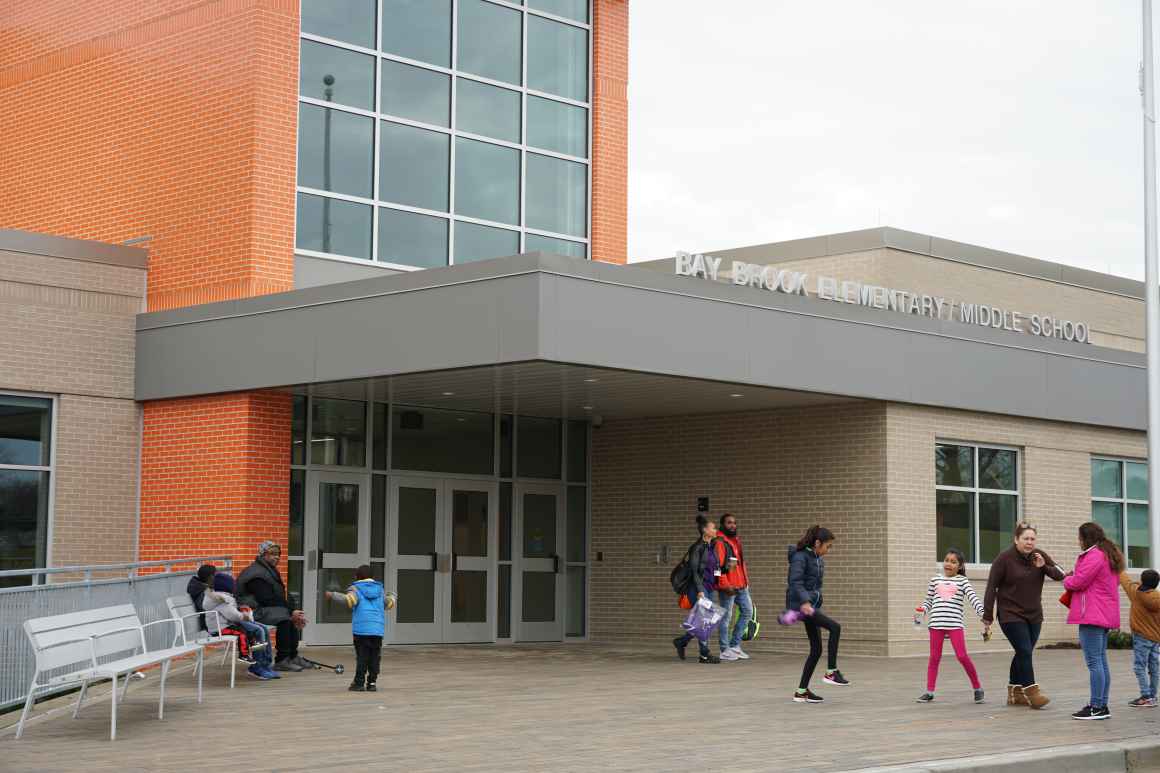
[1078,624,1111,708]
[1133,634,1160,699]
[237,620,272,669]
[718,588,753,650]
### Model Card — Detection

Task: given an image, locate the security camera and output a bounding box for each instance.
[591,414,604,428]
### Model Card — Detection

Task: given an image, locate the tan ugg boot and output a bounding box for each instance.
[1008,684,1029,706]
[1023,683,1049,709]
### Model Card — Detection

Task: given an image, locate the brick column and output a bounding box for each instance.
[139,392,292,568]
[591,0,629,264]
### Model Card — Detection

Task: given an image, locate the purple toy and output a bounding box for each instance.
[778,608,814,625]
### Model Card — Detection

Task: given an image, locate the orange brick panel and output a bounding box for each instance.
[591,0,628,265]
[0,0,299,310]
[139,392,292,572]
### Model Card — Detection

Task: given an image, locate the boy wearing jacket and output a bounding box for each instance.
[1120,569,1160,707]
[326,565,396,692]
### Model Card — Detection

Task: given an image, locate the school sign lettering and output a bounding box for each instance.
[674,251,1091,345]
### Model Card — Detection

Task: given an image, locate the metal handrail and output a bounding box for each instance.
[0,555,233,579]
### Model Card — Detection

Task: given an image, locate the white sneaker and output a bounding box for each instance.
[720,649,739,661]
[731,646,750,660]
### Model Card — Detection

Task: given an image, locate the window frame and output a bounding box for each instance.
[294,0,593,271]
[935,440,1022,567]
[1091,455,1150,567]
[0,390,58,581]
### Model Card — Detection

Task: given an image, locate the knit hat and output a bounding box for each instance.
[212,573,236,593]
[1141,569,1159,592]
[257,540,279,557]
[196,564,216,583]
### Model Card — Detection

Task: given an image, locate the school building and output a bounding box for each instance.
[0,1,1150,655]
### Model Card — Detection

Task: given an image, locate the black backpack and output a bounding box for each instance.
[670,540,701,595]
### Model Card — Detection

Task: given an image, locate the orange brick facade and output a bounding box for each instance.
[0,0,300,569]
[1,0,628,570]
[139,392,293,566]
[592,0,629,264]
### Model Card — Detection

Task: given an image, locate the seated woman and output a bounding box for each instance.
[236,541,309,672]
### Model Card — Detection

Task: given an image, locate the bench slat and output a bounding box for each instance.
[24,604,138,634]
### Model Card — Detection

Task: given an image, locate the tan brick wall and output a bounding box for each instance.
[51,395,140,566]
[591,401,891,655]
[0,250,142,398]
[591,398,1149,658]
[886,403,1147,657]
[0,247,145,569]
[735,248,1144,352]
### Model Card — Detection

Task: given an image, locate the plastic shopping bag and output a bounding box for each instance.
[681,596,726,643]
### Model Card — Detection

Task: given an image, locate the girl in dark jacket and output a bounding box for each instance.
[787,525,849,702]
[673,515,721,664]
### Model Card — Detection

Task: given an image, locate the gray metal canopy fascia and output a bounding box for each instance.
[135,252,1147,430]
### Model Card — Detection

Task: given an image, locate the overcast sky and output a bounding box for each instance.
[627,1,1154,279]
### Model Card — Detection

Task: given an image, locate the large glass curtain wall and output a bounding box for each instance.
[288,395,590,639]
[297,0,591,269]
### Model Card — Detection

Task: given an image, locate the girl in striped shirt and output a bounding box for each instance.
[917,548,986,704]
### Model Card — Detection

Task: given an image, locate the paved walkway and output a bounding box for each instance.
[4,644,1160,772]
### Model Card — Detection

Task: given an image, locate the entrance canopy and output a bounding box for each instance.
[135,252,1145,428]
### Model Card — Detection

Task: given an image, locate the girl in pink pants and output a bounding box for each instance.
[917,548,986,703]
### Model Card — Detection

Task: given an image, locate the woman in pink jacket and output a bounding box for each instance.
[1063,521,1125,720]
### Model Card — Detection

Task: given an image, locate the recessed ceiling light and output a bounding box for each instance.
[442,391,455,396]
[582,405,593,411]
[583,378,599,383]
[729,393,744,398]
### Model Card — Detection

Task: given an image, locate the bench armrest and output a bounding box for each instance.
[141,618,185,650]
[90,624,148,657]
[38,637,99,671]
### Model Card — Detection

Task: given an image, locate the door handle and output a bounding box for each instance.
[452,552,458,573]
[318,549,325,570]
[552,554,560,574]
[429,551,438,571]
[308,549,317,571]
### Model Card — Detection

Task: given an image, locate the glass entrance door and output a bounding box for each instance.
[389,476,495,643]
[304,470,370,644]
[516,484,565,642]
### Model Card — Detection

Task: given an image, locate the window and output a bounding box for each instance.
[935,443,1019,564]
[1092,457,1150,568]
[527,16,587,101]
[0,395,53,586]
[381,60,449,126]
[379,121,449,211]
[526,153,587,237]
[298,104,374,198]
[454,221,519,264]
[296,1,592,267]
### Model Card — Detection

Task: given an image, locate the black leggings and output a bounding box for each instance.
[799,610,841,689]
[999,620,1041,687]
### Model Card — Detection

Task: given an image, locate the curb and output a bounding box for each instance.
[839,736,1160,773]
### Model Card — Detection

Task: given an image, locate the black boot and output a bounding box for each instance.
[673,636,687,661]
[349,679,366,692]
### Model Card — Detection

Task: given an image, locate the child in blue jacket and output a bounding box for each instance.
[326,565,396,692]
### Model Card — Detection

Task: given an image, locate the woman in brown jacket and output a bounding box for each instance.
[982,522,1064,709]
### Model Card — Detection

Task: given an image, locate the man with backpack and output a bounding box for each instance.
[671,514,722,664]
[715,512,754,661]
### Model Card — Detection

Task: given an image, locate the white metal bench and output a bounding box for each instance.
[166,595,238,689]
[17,604,204,740]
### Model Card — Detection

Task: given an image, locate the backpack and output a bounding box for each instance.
[731,601,761,641]
[670,540,702,595]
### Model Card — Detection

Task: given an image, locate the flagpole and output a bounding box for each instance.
[1143,1,1160,560]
